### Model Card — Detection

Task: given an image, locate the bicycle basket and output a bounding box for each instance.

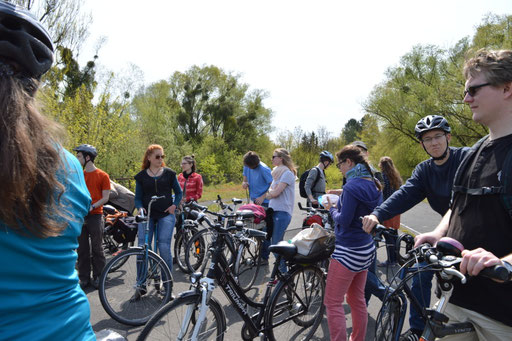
[290,223,335,262]
[111,216,138,244]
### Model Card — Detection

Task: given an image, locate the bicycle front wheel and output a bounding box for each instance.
[375,292,405,341]
[234,238,262,292]
[265,265,325,341]
[98,248,173,326]
[137,294,226,341]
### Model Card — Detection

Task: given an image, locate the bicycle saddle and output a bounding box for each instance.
[236,210,255,219]
[269,241,297,261]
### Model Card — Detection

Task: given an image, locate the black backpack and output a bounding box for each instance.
[452,135,512,218]
[299,167,321,198]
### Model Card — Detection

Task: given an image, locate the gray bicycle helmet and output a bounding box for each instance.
[74,144,98,160]
[319,150,334,162]
[351,141,368,151]
[414,115,451,139]
[0,1,54,78]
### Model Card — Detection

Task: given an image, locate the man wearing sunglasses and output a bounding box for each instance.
[413,50,512,340]
[362,115,470,341]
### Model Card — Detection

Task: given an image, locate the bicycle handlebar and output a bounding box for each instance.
[298,202,329,214]
[407,242,512,283]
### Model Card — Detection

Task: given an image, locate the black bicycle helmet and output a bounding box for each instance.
[350,141,368,151]
[74,144,98,160]
[319,150,334,162]
[0,1,54,78]
[414,115,451,139]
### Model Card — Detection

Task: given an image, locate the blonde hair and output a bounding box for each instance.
[274,148,297,176]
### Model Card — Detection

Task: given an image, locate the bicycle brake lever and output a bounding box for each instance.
[443,267,467,284]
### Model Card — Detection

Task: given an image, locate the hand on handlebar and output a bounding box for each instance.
[361,215,379,234]
[460,248,503,279]
[414,231,444,248]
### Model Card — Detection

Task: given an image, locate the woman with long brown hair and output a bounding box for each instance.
[378,156,403,266]
[323,145,382,341]
[261,148,296,270]
[0,2,94,339]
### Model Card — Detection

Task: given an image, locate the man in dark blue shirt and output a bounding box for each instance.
[362,115,470,341]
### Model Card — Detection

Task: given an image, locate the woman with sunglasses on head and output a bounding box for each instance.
[0,2,94,339]
[177,155,203,204]
[323,145,382,341]
[134,145,182,277]
[261,148,297,269]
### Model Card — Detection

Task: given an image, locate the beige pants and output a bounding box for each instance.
[437,302,512,341]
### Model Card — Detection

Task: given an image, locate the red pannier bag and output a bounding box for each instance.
[237,204,266,224]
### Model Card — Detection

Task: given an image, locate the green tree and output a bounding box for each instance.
[341,118,362,144]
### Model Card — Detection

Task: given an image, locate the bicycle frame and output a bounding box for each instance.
[179,229,304,340]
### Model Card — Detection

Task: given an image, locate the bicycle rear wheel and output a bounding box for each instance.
[185,228,235,274]
[174,226,199,274]
[98,248,173,326]
[265,265,325,341]
[375,292,405,341]
[136,294,226,341]
[234,238,262,292]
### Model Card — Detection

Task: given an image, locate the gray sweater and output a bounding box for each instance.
[305,166,326,199]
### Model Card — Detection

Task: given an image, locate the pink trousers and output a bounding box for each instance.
[324,259,368,341]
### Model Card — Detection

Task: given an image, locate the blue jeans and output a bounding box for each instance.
[261,211,292,272]
[365,250,387,305]
[405,262,434,331]
[137,213,175,273]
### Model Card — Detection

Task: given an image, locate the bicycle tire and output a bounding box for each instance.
[174,226,199,274]
[184,228,235,274]
[136,294,226,341]
[375,292,405,341]
[265,265,325,341]
[98,248,173,326]
[103,234,134,271]
[234,237,262,292]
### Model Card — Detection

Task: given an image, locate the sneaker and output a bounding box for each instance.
[91,277,100,290]
[130,286,147,302]
[79,279,90,290]
[399,328,421,341]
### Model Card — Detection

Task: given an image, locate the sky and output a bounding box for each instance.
[79,0,512,140]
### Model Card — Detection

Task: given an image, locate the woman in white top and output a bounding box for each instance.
[261,148,296,270]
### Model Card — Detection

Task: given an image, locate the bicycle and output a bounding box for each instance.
[374,225,512,341]
[182,196,244,275]
[136,210,327,341]
[185,202,265,292]
[98,195,174,326]
[173,201,204,274]
[102,205,136,271]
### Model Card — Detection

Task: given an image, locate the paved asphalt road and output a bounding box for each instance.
[87,184,439,340]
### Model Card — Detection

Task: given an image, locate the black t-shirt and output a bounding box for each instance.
[447,133,512,326]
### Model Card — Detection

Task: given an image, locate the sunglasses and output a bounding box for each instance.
[463,83,491,97]
[336,159,347,168]
[154,154,165,159]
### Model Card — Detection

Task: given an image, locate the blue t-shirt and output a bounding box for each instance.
[243,162,273,203]
[0,149,95,340]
